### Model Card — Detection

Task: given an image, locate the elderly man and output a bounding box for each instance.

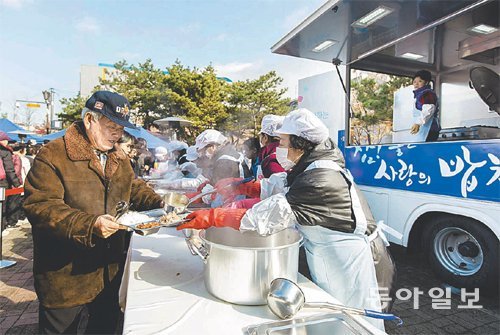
[24,91,163,334]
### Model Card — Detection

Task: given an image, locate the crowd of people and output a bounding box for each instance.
[0,133,43,229]
[19,90,396,334]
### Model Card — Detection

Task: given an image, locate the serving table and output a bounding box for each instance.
[120,227,386,335]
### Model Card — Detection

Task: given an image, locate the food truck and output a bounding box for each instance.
[271,0,499,291]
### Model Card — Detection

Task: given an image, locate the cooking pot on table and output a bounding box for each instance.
[186,227,302,305]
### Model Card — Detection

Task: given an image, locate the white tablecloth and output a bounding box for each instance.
[120,227,386,335]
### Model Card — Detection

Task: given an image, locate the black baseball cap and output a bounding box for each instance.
[85,91,137,129]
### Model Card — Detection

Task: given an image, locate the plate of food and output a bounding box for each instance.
[118,209,189,235]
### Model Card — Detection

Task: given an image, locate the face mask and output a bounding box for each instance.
[275,147,295,170]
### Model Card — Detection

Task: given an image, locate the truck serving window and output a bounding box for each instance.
[349,70,412,145]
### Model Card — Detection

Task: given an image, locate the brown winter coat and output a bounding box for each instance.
[24,121,163,308]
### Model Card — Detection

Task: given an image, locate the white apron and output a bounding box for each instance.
[298,160,384,331]
[412,105,433,142]
[240,161,384,330]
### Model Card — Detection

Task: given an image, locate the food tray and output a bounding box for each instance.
[129,220,162,236]
[245,312,376,335]
[118,209,189,235]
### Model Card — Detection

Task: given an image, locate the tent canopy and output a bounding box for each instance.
[0,118,44,143]
[0,119,170,149]
[39,129,67,142]
[125,127,170,149]
[154,117,193,127]
[32,126,169,149]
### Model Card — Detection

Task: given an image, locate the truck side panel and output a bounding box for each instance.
[360,185,500,246]
[344,140,500,202]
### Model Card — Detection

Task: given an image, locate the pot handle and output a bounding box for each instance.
[185,237,209,263]
[185,238,197,256]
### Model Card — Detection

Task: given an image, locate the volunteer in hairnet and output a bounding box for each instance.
[178,109,395,331]
[193,129,251,206]
[195,129,250,183]
[155,146,210,190]
[153,146,169,173]
[167,140,189,164]
[258,114,285,179]
[224,114,286,209]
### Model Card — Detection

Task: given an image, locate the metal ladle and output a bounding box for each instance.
[163,177,254,213]
[162,190,216,213]
[267,278,402,325]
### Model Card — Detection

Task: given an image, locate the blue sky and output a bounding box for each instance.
[0,0,332,125]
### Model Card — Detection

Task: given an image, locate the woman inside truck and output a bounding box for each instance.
[410,69,441,142]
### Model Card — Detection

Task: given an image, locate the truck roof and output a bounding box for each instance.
[271,0,496,76]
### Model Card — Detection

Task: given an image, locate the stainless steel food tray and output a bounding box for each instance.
[245,312,377,335]
[119,209,189,235]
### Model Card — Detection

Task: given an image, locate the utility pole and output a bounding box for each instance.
[42,88,55,133]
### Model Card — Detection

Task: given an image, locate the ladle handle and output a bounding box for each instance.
[303,302,402,325]
[364,310,403,325]
[231,177,255,186]
[188,177,254,204]
[184,178,255,209]
[303,302,364,315]
[188,189,218,204]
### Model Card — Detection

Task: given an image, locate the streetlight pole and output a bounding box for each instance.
[42,88,55,133]
[49,88,54,129]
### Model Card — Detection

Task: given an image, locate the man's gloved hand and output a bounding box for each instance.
[93,214,122,238]
[176,208,247,230]
[410,124,421,134]
[215,178,261,199]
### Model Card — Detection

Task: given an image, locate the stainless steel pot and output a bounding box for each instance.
[187,227,302,305]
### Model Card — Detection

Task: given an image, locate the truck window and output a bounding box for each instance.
[349,70,412,145]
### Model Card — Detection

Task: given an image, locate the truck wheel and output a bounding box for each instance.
[423,216,498,291]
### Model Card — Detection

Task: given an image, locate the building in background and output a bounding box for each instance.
[80,63,118,97]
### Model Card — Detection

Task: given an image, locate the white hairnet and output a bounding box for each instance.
[276,108,329,144]
[179,162,199,174]
[155,146,168,156]
[185,145,199,161]
[260,115,285,137]
[195,129,227,150]
[167,140,188,152]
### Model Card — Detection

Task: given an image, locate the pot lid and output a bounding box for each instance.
[469,66,500,115]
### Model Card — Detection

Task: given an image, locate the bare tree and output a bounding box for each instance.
[23,106,38,128]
